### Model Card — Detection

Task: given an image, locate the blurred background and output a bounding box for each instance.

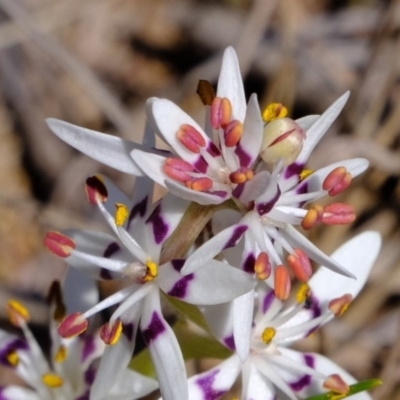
[0,0,400,398]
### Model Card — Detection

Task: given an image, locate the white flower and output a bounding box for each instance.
[44,175,256,400]
[183,231,381,400]
[0,290,157,400]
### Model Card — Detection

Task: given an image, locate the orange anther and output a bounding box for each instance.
[211,97,232,129]
[254,252,271,280]
[229,167,254,184]
[322,203,355,225]
[58,313,88,338]
[177,124,206,154]
[185,177,213,192]
[85,176,108,205]
[163,158,194,182]
[262,103,288,123]
[100,319,123,345]
[44,231,76,258]
[287,248,312,282]
[224,120,243,147]
[323,167,352,196]
[301,205,324,230]
[323,374,350,395]
[329,294,353,317]
[274,265,291,300]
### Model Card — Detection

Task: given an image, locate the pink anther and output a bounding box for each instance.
[100,319,123,345]
[322,167,352,196]
[322,203,356,225]
[85,176,108,205]
[329,293,353,317]
[224,120,243,147]
[177,124,206,154]
[163,158,194,182]
[58,313,88,338]
[254,252,271,280]
[287,248,312,282]
[274,265,291,300]
[185,177,213,192]
[210,97,232,129]
[323,374,350,395]
[44,231,76,258]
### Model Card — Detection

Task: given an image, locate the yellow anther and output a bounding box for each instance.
[42,373,64,388]
[55,345,67,363]
[143,260,158,282]
[6,350,19,366]
[114,203,129,227]
[296,283,311,303]
[261,327,276,344]
[262,103,288,123]
[300,169,314,180]
[7,300,30,326]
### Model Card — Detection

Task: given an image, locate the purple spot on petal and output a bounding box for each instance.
[223,225,248,250]
[193,156,208,173]
[84,365,96,385]
[0,387,10,400]
[0,338,28,367]
[242,253,255,274]
[207,142,221,157]
[76,390,90,400]
[142,312,166,343]
[205,190,228,199]
[196,370,226,400]
[127,196,148,229]
[223,335,236,351]
[146,204,169,244]
[232,183,244,199]
[235,144,252,167]
[81,335,96,363]
[171,259,185,272]
[123,323,135,342]
[289,354,315,391]
[285,162,304,179]
[296,182,308,195]
[168,274,194,298]
[100,268,112,280]
[256,186,281,215]
[262,291,276,314]
[103,242,120,258]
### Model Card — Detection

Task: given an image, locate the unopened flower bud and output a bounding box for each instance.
[260,118,305,166]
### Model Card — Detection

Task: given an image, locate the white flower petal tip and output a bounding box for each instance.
[310,231,381,305]
[46,118,144,175]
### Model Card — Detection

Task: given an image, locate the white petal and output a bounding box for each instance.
[296,92,350,165]
[0,386,40,400]
[165,179,229,205]
[217,47,246,122]
[159,260,255,305]
[242,363,276,400]
[140,288,188,400]
[237,93,263,167]
[186,355,241,400]
[46,118,144,175]
[295,115,319,131]
[107,369,159,400]
[183,223,248,274]
[131,149,168,187]
[233,290,254,361]
[236,170,271,205]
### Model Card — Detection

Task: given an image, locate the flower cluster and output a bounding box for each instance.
[5,46,379,400]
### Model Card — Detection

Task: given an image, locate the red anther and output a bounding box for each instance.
[185,177,213,192]
[229,167,254,184]
[177,124,206,154]
[287,248,312,282]
[274,265,291,300]
[163,158,194,182]
[58,313,88,338]
[44,232,76,258]
[322,203,356,225]
[323,167,352,196]
[224,120,243,147]
[100,319,123,345]
[301,205,324,230]
[329,293,353,317]
[85,176,108,205]
[211,97,232,129]
[323,374,350,395]
[254,252,271,280]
